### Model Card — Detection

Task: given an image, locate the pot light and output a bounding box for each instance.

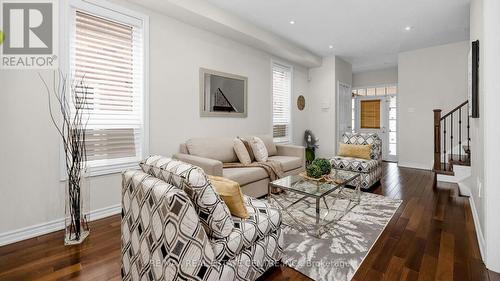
[405,26,413,31]
[328,45,333,49]
[289,20,295,25]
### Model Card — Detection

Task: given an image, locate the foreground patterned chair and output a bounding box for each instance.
[330,132,383,189]
[121,156,283,281]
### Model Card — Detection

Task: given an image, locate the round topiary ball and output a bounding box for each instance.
[312,158,332,175]
[306,164,323,179]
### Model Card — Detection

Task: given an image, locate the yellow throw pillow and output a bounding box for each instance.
[338,143,372,160]
[208,176,249,219]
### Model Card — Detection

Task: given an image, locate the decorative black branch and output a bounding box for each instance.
[40,71,90,242]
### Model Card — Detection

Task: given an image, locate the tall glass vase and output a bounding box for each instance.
[64,169,90,245]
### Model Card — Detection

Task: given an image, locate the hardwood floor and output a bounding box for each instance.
[0,163,497,280]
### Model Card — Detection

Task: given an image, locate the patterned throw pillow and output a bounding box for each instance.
[233,138,251,165]
[140,155,234,239]
[249,137,268,162]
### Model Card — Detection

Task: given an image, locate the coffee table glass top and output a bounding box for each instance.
[271,169,359,197]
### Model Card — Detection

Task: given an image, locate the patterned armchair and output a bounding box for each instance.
[121,156,283,281]
[330,133,383,189]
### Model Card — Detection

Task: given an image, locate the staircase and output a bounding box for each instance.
[433,101,471,181]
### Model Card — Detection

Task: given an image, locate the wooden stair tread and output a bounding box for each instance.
[448,154,471,166]
[433,163,454,176]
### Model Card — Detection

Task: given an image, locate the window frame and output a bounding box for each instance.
[271,59,293,144]
[60,0,149,178]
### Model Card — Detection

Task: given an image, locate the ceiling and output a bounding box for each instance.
[206,0,470,72]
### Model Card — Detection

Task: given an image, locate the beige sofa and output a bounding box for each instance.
[174,135,305,198]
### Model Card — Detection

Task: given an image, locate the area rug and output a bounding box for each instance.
[272,189,402,281]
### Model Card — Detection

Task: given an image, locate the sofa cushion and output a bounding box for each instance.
[233,138,251,165]
[330,156,379,173]
[249,137,268,162]
[341,132,382,161]
[256,135,277,156]
[140,155,234,239]
[267,155,303,172]
[208,175,249,219]
[241,135,277,156]
[223,167,268,186]
[338,143,372,160]
[210,196,281,262]
[186,137,238,163]
[239,137,256,162]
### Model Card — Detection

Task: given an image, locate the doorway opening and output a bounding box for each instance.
[351,85,398,162]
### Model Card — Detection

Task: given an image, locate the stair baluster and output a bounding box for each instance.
[433,100,470,176]
[459,107,462,161]
[467,106,471,155]
[450,113,453,162]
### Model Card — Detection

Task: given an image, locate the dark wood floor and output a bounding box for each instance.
[1,163,499,281]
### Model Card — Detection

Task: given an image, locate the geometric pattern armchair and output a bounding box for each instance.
[121,157,284,281]
[330,132,383,189]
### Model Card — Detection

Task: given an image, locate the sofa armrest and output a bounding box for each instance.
[174,153,223,176]
[276,144,305,167]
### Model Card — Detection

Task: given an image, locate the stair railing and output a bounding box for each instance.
[433,100,470,172]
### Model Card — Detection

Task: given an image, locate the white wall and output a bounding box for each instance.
[0,70,123,237]
[462,0,486,259]
[145,7,308,157]
[0,0,309,239]
[307,56,336,158]
[291,65,310,145]
[335,57,353,87]
[398,41,469,169]
[482,0,500,272]
[352,66,398,88]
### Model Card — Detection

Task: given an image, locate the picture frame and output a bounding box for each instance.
[468,40,479,118]
[199,68,248,118]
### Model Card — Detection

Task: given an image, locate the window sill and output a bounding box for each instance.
[59,161,140,181]
[87,161,140,177]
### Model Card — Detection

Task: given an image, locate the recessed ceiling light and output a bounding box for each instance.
[405,26,413,31]
[289,20,295,25]
[328,45,333,49]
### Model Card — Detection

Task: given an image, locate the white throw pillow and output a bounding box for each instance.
[249,137,268,162]
[233,138,251,165]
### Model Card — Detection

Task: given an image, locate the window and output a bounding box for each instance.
[360,100,381,129]
[272,62,292,143]
[69,3,148,175]
[388,96,397,156]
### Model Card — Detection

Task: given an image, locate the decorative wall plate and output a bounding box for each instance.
[297,95,305,111]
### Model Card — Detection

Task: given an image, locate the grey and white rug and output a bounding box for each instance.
[272,189,402,281]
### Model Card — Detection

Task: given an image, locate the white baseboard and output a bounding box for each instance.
[468,196,486,261]
[0,204,121,246]
[397,161,431,171]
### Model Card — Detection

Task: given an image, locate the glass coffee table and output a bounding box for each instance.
[269,169,361,237]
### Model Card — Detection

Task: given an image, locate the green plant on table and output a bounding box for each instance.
[311,158,332,175]
[306,164,323,179]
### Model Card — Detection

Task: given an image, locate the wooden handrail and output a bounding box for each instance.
[441,100,468,120]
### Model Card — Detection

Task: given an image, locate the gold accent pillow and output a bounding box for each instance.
[208,176,249,219]
[338,143,372,160]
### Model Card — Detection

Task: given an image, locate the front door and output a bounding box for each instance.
[353,94,398,162]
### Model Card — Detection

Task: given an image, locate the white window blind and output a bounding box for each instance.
[70,9,145,172]
[272,62,292,143]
